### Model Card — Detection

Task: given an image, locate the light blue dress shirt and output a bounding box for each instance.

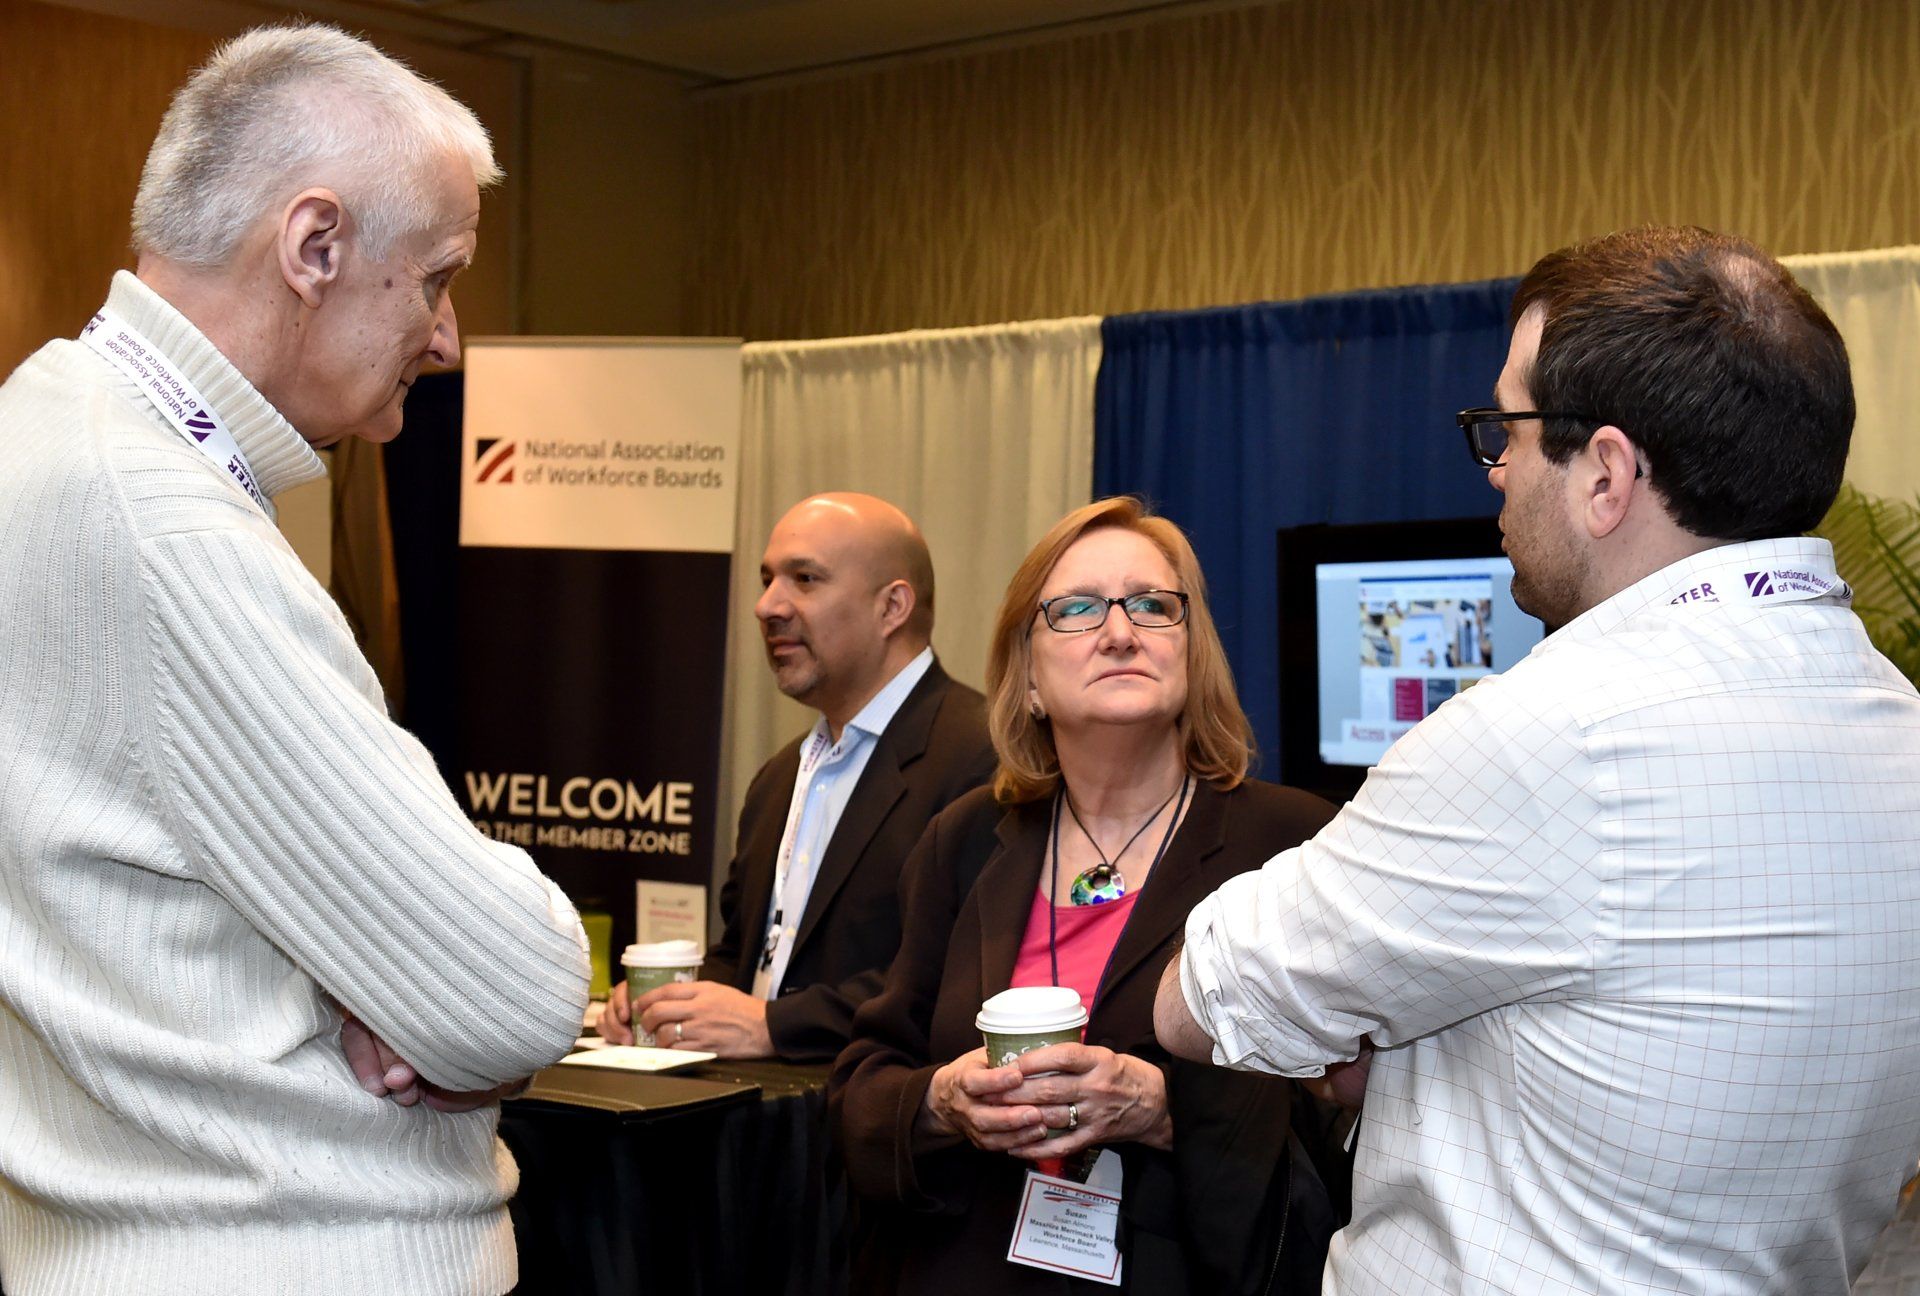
[752,647,936,998]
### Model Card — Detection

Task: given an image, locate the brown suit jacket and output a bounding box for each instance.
[703,660,995,1062]
[831,778,1341,1295]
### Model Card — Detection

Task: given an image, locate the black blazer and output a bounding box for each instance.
[830,779,1341,1296]
[703,660,995,1062]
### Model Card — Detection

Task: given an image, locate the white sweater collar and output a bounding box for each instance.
[102,270,327,504]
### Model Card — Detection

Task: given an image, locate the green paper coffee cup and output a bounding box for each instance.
[580,907,613,1001]
[620,939,703,1046]
[976,985,1088,1068]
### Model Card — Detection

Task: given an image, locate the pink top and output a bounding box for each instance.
[1009,885,1142,1016]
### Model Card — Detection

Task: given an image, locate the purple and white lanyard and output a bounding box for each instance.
[1666,553,1850,609]
[81,307,268,513]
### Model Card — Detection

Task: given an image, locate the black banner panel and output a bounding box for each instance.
[455,546,729,955]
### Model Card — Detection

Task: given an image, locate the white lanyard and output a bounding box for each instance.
[772,726,836,901]
[754,726,838,989]
[1666,552,1850,609]
[81,307,269,512]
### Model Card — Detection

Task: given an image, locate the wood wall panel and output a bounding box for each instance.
[0,0,212,375]
[0,0,527,628]
[0,0,525,378]
[685,0,1920,341]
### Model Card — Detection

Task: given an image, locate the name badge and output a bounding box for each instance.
[1006,1148,1124,1286]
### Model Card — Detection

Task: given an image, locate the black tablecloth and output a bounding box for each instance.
[502,1057,847,1296]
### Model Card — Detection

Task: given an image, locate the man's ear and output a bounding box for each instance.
[279,189,346,308]
[1580,424,1642,540]
[877,578,914,637]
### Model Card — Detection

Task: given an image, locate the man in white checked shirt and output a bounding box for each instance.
[1156,226,1920,1295]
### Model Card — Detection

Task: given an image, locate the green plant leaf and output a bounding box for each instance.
[1814,484,1920,686]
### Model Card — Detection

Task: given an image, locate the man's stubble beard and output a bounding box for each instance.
[1504,480,1591,633]
[771,651,825,706]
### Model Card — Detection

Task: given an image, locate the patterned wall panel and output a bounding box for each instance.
[686,0,1920,341]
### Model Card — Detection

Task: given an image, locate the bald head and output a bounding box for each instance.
[801,493,934,634]
[754,492,936,732]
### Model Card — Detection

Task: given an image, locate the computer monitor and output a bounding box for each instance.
[1276,517,1546,801]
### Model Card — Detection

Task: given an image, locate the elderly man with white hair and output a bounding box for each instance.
[0,24,588,1296]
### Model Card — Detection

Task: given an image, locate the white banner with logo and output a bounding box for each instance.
[456,338,742,965]
[460,339,739,551]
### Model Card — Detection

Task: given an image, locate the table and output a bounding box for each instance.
[501,1057,848,1296]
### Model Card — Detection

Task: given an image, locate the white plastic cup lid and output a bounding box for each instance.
[620,939,703,969]
[975,985,1088,1035]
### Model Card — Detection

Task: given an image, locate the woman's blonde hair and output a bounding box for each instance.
[986,497,1254,803]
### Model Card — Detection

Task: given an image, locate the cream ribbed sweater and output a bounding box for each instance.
[0,273,591,1295]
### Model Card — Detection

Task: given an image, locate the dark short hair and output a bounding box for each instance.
[1511,226,1853,540]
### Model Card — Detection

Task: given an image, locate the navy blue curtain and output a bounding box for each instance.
[1093,277,1521,776]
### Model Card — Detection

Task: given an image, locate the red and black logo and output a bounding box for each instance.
[474,438,516,484]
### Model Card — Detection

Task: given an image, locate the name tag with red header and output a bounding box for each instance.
[1006,1148,1123,1285]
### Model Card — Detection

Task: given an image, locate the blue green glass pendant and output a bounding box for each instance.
[1069,864,1127,905]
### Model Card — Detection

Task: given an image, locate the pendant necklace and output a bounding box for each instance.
[1061,773,1189,905]
[1046,773,1192,987]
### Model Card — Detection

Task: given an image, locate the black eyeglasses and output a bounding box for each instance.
[1456,407,1646,478]
[1036,590,1190,633]
[1456,407,1598,467]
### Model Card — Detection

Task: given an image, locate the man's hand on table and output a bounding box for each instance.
[599,979,775,1059]
[339,1011,531,1111]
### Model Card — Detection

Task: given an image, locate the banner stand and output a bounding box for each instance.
[455,337,743,961]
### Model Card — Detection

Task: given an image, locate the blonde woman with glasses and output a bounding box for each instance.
[832,497,1343,1295]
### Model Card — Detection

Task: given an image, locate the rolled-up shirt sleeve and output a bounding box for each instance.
[1180,664,1608,1077]
[1181,858,1351,1073]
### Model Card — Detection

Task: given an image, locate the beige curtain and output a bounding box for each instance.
[715,319,1101,889]
[1784,246,1920,502]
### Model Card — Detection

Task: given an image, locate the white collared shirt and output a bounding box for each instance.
[752,647,935,999]
[1181,537,1920,1295]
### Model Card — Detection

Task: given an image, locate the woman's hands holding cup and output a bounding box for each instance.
[919,1043,1171,1158]
[921,1048,1056,1152]
[1000,1043,1171,1158]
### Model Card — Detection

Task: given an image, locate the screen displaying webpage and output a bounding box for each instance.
[1315,556,1543,768]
